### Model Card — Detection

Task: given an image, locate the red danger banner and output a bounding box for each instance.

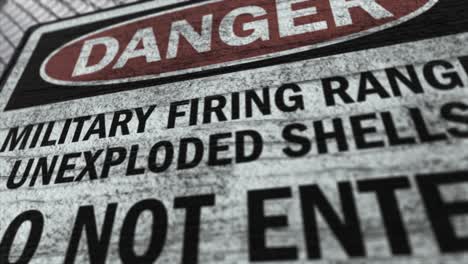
[41,0,433,85]
[2,0,466,110]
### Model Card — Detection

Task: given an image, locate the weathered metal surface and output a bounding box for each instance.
[0,0,468,263]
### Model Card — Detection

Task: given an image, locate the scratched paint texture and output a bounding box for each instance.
[0,0,468,263]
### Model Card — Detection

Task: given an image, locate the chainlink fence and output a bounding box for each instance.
[0,0,143,77]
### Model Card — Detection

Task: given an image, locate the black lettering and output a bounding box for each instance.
[177,138,203,170]
[245,88,271,118]
[409,108,447,143]
[350,113,385,149]
[235,130,263,163]
[321,76,353,106]
[29,123,44,149]
[7,159,32,189]
[189,99,199,126]
[135,106,156,133]
[148,141,174,173]
[424,60,463,90]
[30,156,59,186]
[416,171,468,253]
[174,194,216,264]
[358,177,412,255]
[203,95,227,124]
[101,147,127,179]
[109,110,132,137]
[313,119,348,154]
[248,187,298,261]
[441,102,468,138]
[76,150,104,181]
[1,125,33,152]
[231,92,240,120]
[385,65,423,96]
[282,123,311,157]
[119,200,167,264]
[208,133,231,166]
[357,72,391,102]
[168,100,190,129]
[381,112,416,146]
[299,183,365,259]
[126,145,145,176]
[275,83,305,112]
[56,152,81,184]
[72,116,92,143]
[0,210,43,264]
[64,204,117,264]
[58,119,72,144]
[83,114,106,141]
[41,122,57,147]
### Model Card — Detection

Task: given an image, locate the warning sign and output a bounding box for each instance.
[0,0,468,263]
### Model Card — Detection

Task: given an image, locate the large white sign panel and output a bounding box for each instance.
[0,0,468,263]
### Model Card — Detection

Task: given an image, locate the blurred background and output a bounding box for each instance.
[0,0,142,77]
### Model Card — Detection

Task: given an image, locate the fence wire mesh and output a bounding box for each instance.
[0,0,142,76]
